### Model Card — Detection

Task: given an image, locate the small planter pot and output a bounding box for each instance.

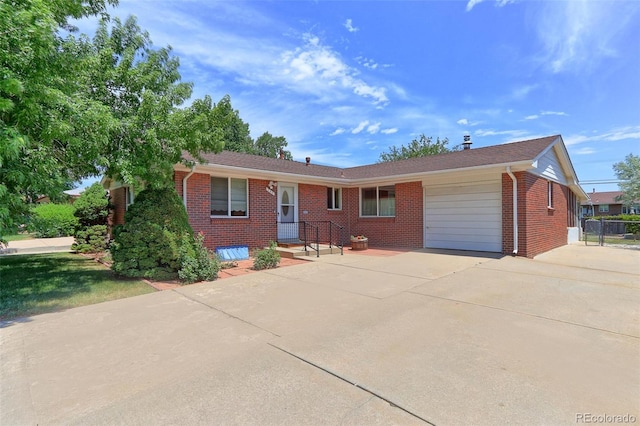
[350,239,368,250]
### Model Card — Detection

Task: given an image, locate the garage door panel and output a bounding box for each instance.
[425,192,501,203]
[425,180,502,253]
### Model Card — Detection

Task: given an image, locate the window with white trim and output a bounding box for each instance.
[211,177,248,217]
[125,187,134,210]
[598,204,609,213]
[547,180,553,208]
[327,187,342,210]
[361,185,395,217]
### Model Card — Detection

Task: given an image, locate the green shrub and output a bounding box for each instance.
[73,225,109,253]
[253,241,281,270]
[178,233,220,284]
[28,203,78,238]
[110,187,193,280]
[72,183,111,253]
[592,214,640,235]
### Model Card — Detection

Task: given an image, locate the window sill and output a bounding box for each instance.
[210,215,249,219]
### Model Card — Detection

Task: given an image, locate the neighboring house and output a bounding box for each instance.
[104,135,588,258]
[35,188,84,204]
[581,190,639,217]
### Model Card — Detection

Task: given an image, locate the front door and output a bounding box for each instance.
[277,183,298,240]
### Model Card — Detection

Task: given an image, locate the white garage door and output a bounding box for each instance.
[424,180,502,252]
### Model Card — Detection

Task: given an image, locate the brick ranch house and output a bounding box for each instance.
[105,134,588,258]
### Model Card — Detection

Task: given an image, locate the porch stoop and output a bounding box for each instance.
[275,244,343,258]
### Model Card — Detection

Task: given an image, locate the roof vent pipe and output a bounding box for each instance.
[462,135,472,150]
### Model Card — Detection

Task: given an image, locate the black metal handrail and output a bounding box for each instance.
[328,221,345,255]
[302,221,319,257]
[276,220,345,256]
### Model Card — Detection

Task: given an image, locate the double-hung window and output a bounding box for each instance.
[327,187,342,210]
[598,204,609,213]
[361,185,395,217]
[125,187,135,210]
[211,177,248,217]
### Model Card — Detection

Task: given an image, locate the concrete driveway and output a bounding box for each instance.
[1,245,638,425]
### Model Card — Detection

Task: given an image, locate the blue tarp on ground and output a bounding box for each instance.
[215,245,250,261]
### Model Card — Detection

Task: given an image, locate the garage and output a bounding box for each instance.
[424,179,502,252]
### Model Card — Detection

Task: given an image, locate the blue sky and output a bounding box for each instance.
[78,0,639,192]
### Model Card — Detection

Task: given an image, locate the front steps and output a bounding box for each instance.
[275,242,343,258]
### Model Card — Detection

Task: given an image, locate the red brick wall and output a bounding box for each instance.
[176,172,278,252]
[174,176,423,250]
[502,171,569,258]
[345,181,423,248]
[110,187,127,226]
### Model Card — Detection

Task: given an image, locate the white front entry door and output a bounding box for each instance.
[277,183,298,240]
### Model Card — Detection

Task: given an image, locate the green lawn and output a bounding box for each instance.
[0,253,155,321]
[582,234,640,246]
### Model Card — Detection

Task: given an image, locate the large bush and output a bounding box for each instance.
[72,183,111,253]
[28,204,78,238]
[111,187,193,280]
[178,233,220,283]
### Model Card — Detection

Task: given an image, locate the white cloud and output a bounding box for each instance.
[352,121,369,134]
[474,129,529,139]
[524,115,539,120]
[282,34,389,105]
[367,122,381,134]
[381,128,398,135]
[534,0,640,73]
[574,147,596,155]
[457,118,468,125]
[466,0,485,12]
[510,84,539,100]
[564,126,640,146]
[344,18,359,33]
[330,128,346,136]
[541,111,568,116]
[466,0,514,12]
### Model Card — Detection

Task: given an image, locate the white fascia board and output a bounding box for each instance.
[176,163,350,186]
[175,160,535,188]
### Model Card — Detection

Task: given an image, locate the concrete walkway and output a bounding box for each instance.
[1,236,74,255]
[1,244,638,425]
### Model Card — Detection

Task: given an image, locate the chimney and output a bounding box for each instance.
[593,188,595,193]
[462,135,472,150]
[279,149,284,160]
[305,156,311,165]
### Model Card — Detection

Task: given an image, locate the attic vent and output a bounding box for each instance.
[462,135,472,150]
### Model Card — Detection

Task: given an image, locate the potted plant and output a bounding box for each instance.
[350,234,368,250]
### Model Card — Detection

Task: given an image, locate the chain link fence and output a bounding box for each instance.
[583,218,640,249]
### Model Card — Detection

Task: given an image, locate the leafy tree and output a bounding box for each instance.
[613,154,640,206]
[85,16,225,187]
[378,135,458,162]
[1,4,231,240]
[0,0,117,238]
[72,182,111,253]
[253,132,292,159]
[213,95,254,154]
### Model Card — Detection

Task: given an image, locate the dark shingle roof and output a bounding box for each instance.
[188,135,560,180]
